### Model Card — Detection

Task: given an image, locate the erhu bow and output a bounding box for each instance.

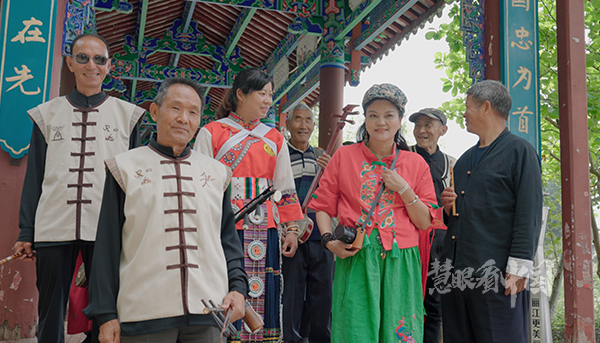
[296,104,359,243]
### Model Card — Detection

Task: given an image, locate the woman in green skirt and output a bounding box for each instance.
[310,84,437,343]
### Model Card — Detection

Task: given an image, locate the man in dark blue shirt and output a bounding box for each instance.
[282,102,333,343]
[440,80,542,343]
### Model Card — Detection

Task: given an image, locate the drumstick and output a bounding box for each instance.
[0,252,22,266]
[450,162,457,216]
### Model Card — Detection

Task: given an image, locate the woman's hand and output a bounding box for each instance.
[381,167,407,193]
[327,240,360,259]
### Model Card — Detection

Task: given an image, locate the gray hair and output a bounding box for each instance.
[154,77,206,111]
[466,80,512,120]
[286,102,314,126]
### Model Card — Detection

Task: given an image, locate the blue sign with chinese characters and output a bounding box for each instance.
[0,0,58,158]
[501,0,540,154]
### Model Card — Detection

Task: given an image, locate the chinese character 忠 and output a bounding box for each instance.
[512,0,529,11]
[11,17,45,44]
[5,65,40,95]
[511,27,533,50]
[513,66,532,90]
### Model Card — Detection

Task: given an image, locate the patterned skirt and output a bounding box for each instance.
[230,204,282,343]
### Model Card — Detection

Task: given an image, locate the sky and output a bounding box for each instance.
[342,7,478,159]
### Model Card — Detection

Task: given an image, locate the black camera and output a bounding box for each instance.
[334,224,357,244]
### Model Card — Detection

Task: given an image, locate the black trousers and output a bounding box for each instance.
[36,243,99,343]
[441,275,530,343]
[423,229,446,343]
[282,240,334,343]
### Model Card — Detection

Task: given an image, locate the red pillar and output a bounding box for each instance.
[318,67,344,151]
[483,0,501,81]
[557,0,595,341]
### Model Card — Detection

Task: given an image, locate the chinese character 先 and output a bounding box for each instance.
[5,65,40,95]
[11,17,45,44]
[513,66,532,90]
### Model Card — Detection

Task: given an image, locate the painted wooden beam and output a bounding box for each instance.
[265,33,300,74]
[189,0,321,16]
[225,8,257,58]
[131,0,149,102]
[334,0,383,41]
[171,1,197,67]
[112,61,233,88]
[354,0,418,50]
[95,0,133,13]
[273,49,320,103]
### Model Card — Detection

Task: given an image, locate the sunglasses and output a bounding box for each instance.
[73,53,109,66]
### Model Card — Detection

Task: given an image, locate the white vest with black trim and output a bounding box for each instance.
[28,96,145,242]
[107,146,231,323]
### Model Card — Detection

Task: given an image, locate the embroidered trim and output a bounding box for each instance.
[105,158,125,192]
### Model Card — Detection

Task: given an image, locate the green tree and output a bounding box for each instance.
[426,0,600,330]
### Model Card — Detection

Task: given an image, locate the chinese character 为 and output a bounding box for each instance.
[512,106,533,134]
[512,0,529,11]
[5,65,40,95]
[513,66,532,90]
[511,27,533,50]
[10,17,45,44]
[428,258,453,295]
[474,259,501,294]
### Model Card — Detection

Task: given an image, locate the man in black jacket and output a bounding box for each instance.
[440,80,542,343]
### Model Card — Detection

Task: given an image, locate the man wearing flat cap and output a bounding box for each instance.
[408,108,456,343]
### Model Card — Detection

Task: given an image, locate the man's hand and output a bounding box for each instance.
[222,291,246,322]
[504,273,529,295]
[316,153,331,170]
[99,319,121,343]
[282,232,298,257]
[327,240,360,259]
[441,187,457,215]
[13,241,35,262]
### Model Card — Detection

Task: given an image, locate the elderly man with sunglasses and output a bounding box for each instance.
[12,33,145,343]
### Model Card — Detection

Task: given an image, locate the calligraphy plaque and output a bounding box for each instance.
[0,0,58,158]
[501,0,540,154]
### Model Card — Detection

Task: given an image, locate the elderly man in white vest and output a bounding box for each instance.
[13,33,145,343]
[83,77,247,343]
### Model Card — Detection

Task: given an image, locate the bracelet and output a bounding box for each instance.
[321,232,336,250]
[406,195,419,206]
[398,183,410,195]
[285,224,300,234]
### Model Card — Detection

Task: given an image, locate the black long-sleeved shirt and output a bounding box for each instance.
[83,139,247,336]
[17,89,141,246]
[441,129,542,277]
[409,145,455,206]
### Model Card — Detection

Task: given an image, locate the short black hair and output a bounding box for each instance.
[154,77,206,112]
[70,33,110,56]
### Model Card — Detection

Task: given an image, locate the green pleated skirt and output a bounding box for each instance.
[331,229,424,343]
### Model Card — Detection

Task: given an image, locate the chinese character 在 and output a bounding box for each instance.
[512,0,530,11]
[10,17,45,44]
[5,65,41,95]
[511,27,533,51]
[512,106,534,134]
[513,66,532,90]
